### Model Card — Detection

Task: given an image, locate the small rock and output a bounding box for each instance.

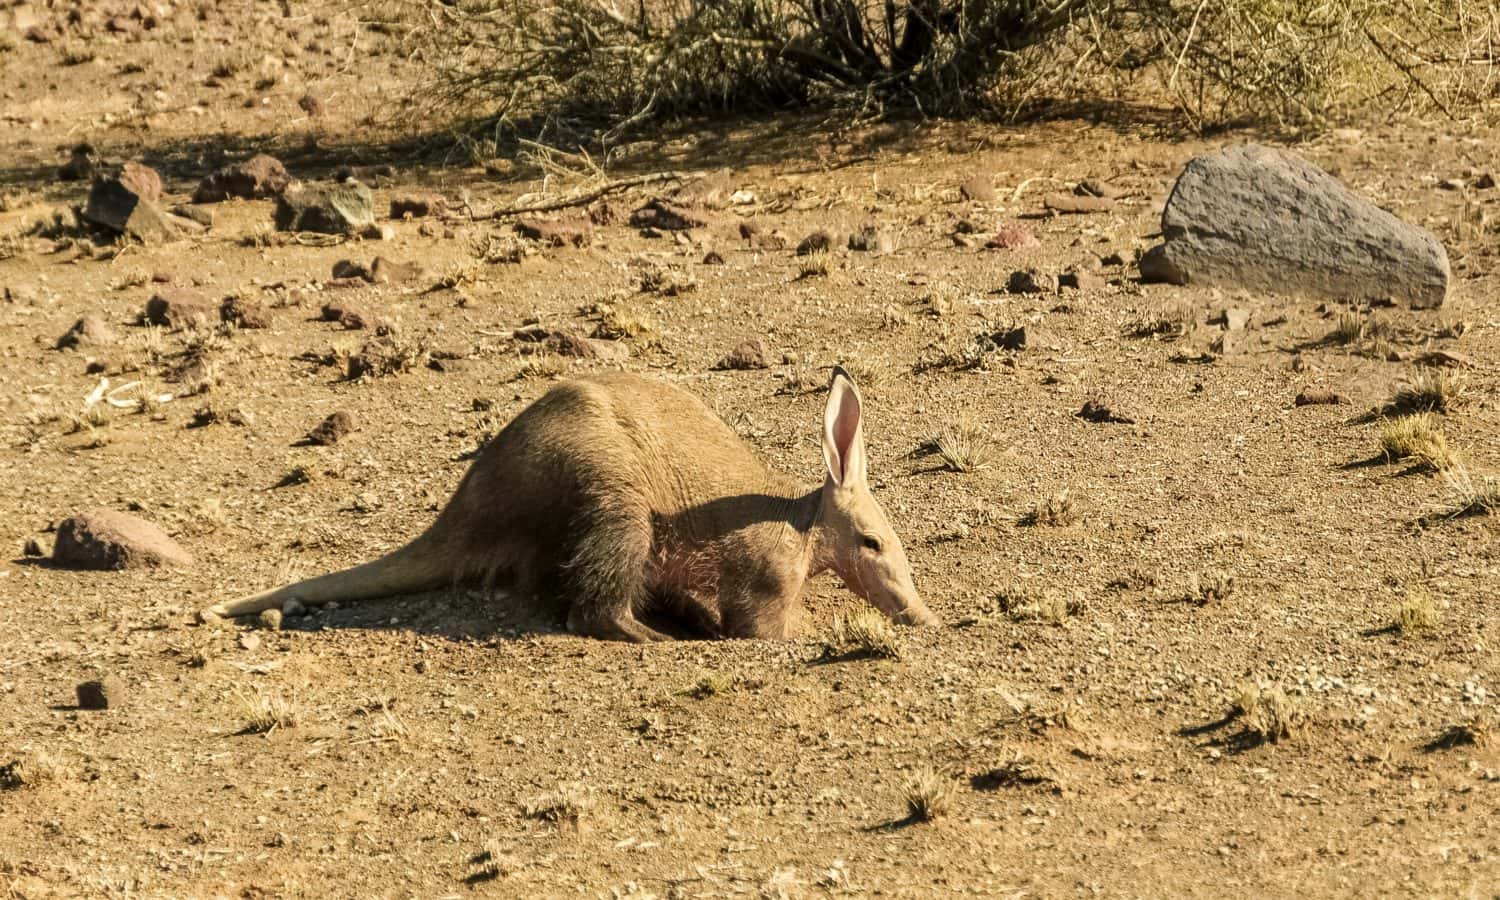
[1137,246,1185,285]
[193,154,291,203]
[1294,388,1343,406]
[1416,349,1474,369]
[1475,172,1496,190]
[306,411,354,445]
[989,325,1031,350]
[796,230,837,256]
[545,330,626,361]
[144,289,214,328]
[257,608,283,631]
[985,223,1040,250]
[1007,268,1056,294]
[57,143,98,181]
[1078,396,1134,424]
[1043,193,1114,214]
[1058,269,1104,291]
[56,315,115,350]
[1077,179,1127,199]
[115,161,163,203]
[331,259,372,281]
[52,509,193,569]
[347,338,422,379]
[848,222,895,253]
[274,181,375,234]
[23,538,44,557]
[321,301,377,331]
[714,339,771,370]
[514,218,592,248]
[1221,308,1251,331]
[702,250,725,265]
[297,94,324,116]
[171,204,215,228]
[282,599,307,617]
[752,230,789,251]
[220,295,272,329]
[76,675,126,710]
[369,257,424,285]
[238,632,261,652]
[389,193,446,219]
[629,200,706,231]
[959,175,996,203]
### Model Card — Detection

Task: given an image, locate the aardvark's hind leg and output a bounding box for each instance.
[560,499,671,643]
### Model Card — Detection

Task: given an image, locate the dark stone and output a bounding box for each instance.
[193,154,291,203]
[305,411,354,445]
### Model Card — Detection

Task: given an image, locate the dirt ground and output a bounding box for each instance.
[1,2,1497,897]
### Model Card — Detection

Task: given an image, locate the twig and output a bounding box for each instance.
[1365,25,1457,121]
[465,170,698,220]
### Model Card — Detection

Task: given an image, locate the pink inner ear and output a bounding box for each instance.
[827,381,862,482]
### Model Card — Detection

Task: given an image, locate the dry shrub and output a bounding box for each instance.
[922,421,992,473]
[1441,466,1500,519]
[901,767,953,822]
[1019,490,1078,527]
[377,0,1494,135]
[1393,584,1439,634]
[1380,413,1457,472]
[235,686,299,734]
[825,605,902,659]
[0,750,72,790]
[522,783,596,831]
[1234,682,1304,744]
[1389,368,1468,415]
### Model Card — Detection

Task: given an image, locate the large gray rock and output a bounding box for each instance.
[274,181,375,234]
[1141,145,1449,309]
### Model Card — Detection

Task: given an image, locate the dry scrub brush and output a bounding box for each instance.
[369,0,1496,137]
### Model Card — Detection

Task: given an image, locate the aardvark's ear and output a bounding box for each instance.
[822,366,866,487]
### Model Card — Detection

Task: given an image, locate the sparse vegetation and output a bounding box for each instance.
[1393,584,1439,634]
[1233,682,1305,744]
[638,262,697,296]
[1125,304,1192,340]
[901,767,953,823]
[1379,413,1457,471]
[1441,466,1500,519]
[0,750,71,790]
[1388,368,1468,415]
[235,686,300,735]
[522,783,596,831]
[1019,490,1078,527]
[992,584,1081,624]
[922,421,992,473]
[1426,717,1490,751]
[1185,571,1235,607]
[824,605,902,660]
[797,251,831,279]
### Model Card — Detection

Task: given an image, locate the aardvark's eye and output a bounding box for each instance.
[861,535,883,553]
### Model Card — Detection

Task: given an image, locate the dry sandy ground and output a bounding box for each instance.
[1,2,1497,897]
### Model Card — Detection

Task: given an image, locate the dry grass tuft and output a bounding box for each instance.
[234,686,299,735]
[1393,584,1439,634]
[1019,490,1078,527]
[1440,466,1500,519]
[589,303,658,340]
[522,783,596,831]
[993,584,1082,624]
[513,352,565,381]
[797,251,831,279]
[825,605,902,660]
[838,356,885,390]
[1125,304,1192,340]
[638,262,697,295]
[1388,368,1468,415]
[923,421,993,473]
[1234,683,1305,744]
[901,767,953,823]
[1379,413,1457,471]
[1185,571,1236,606]
[683,673,734,699]
[0,750,72,790]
